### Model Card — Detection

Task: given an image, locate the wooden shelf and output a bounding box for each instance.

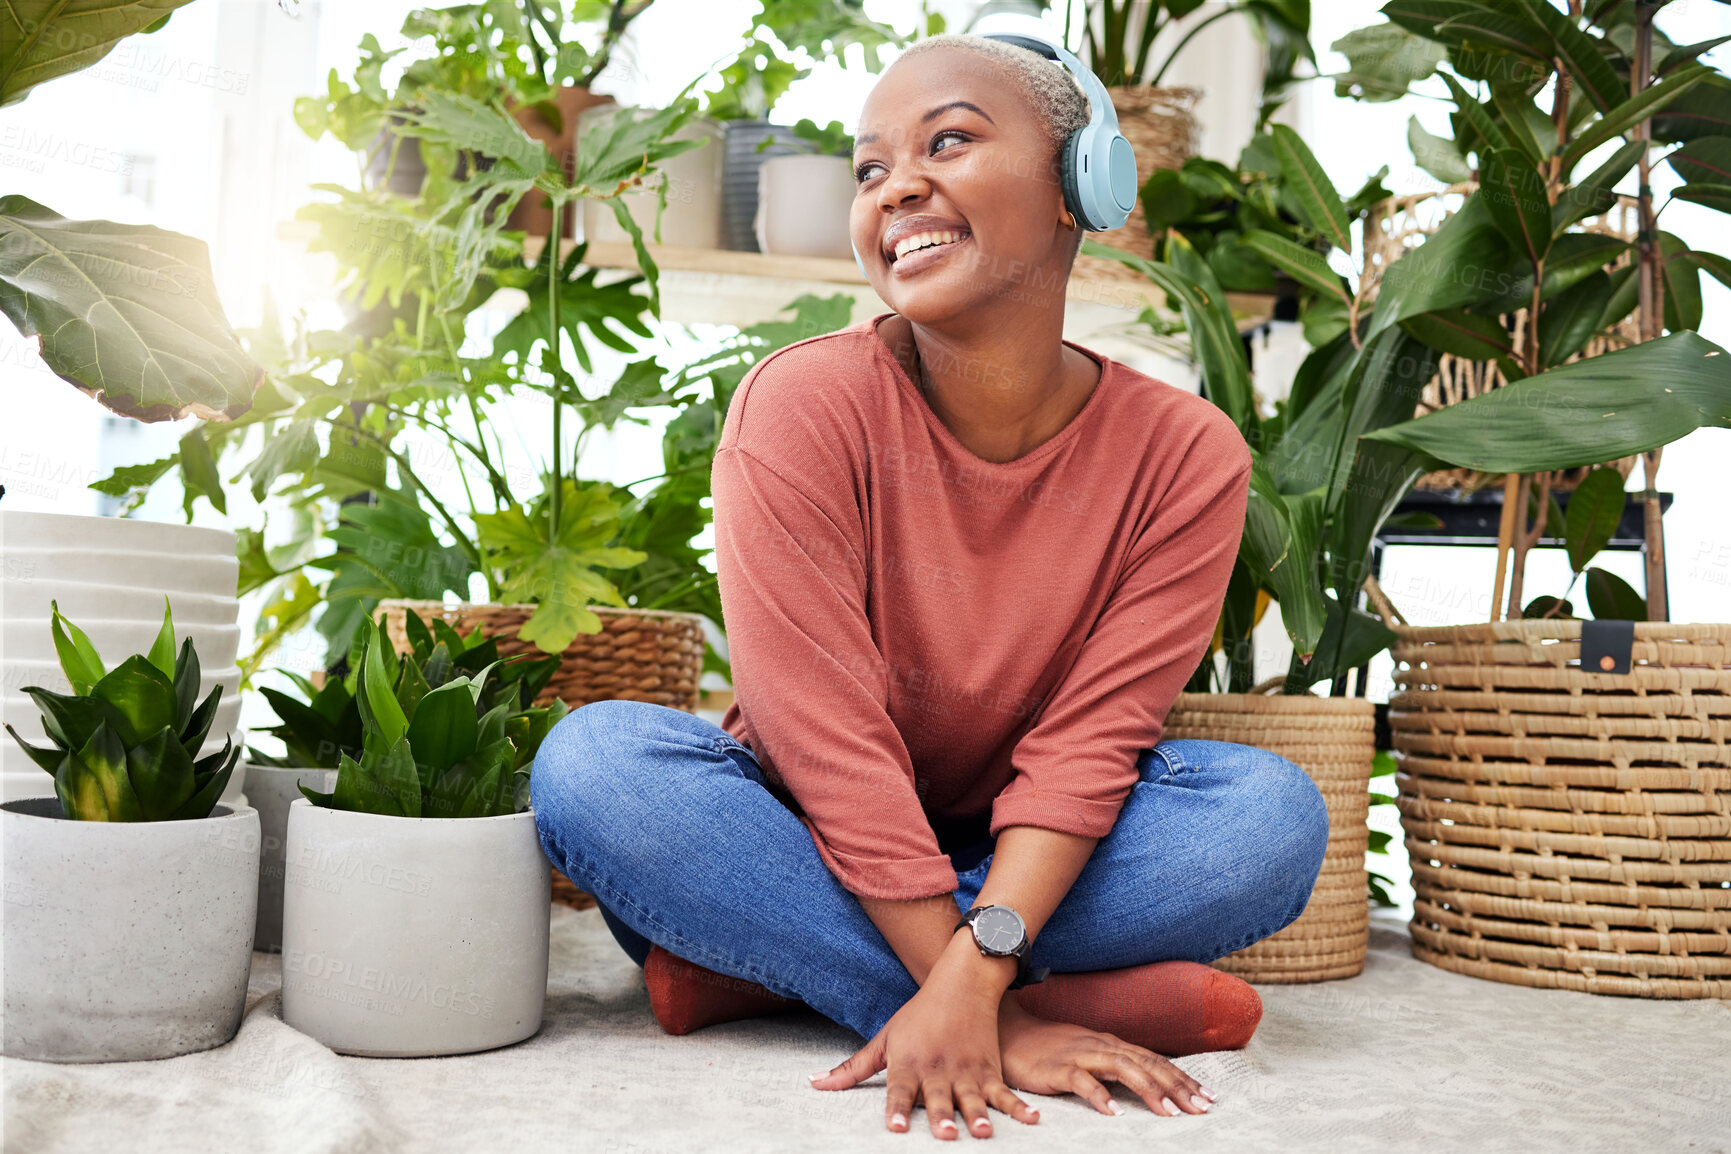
[538,239,1278,335]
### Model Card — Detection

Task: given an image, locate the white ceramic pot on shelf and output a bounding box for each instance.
[1,510,243,804]
[280,800,551,1057]
[754,153,856,260]
[0,799,260,1062]
[247,765,338,954]
[579,111,722,249]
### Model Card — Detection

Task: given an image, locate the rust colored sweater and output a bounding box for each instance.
[712,314,1252,900]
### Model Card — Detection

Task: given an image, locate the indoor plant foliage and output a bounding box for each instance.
[1092,0,1731,695]
[1,601,258,1064]
[0,4,263,423]
[6,600,240,822]
[279,619,556,1057]
[297,614,567,819]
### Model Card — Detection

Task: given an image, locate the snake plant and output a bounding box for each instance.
[5,600,239,821]
[297,612,569,818]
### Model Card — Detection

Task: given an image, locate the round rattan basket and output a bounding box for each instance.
[375,600,706,712]
[1071,85,1199,287]
[1388,619,1731,998]
[1163,692,1376,983]
[375,600,708,914]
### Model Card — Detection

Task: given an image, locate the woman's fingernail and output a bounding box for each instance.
[1190,1094,1211,1112]
[1161,1096,1178,1116]
[807,1071,827,1081]
[938,1118,957,1132]
[1107,1099,1125,1116]
[1201,1086,1219,1101]
[891,1113,907,1128]
[972,1118,990,1132]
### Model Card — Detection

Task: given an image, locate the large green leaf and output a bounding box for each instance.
[91,656,178,748]
[1479,149,1553,266]
[405,681,479,781]
[1331,22,1446,102]
[1240,468,1329,660]
[1364,332,1731,472]
[1585,567,1646,620]
[1272,125,1352,252]
[0,197,263,421]
[125,729,197,821]
[1240,231,1350,305]
[64,722,140,822]
[50,601,106,695]
[1560,63,1715,170]
[1518,0,1624,113]
[1081,237,1256,431]
[1536,270,1614,368]
[1563,466,1627,572]
[1364,194,1516,343]
[1408,116,1472,184]
[0,0,196,106]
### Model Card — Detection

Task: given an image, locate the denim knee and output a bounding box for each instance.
[529,700,668,865]
[1246,747,1331,922]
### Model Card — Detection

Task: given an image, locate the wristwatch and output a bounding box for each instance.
[954,904,1050,990]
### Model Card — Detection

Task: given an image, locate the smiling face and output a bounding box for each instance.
[850,45,1080,328]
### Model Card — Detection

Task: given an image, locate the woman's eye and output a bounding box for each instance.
[854,160,883,184]
[931,130,968,155]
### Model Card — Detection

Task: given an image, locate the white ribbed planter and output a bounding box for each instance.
[280,801,550,1057]
[0,799,260,1062]
[1,511,242,801]
[247,765,338,953]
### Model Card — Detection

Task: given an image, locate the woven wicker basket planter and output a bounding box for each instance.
[1163,692,1376,983]
[375,600,706,712]
[1388,620,1731,998]
[375,600,707,916]
[1071,85,1199,287]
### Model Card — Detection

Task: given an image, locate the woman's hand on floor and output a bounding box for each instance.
[996,997,1216,1118]
[808,971,1041,1139]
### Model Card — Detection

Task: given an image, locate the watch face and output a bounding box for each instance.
[973,906,1024,955]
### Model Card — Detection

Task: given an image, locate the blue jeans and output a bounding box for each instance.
[531,700,1330,1041]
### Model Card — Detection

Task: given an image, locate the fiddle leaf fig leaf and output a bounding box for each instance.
[0,197,263,422]
[0,0,198,106]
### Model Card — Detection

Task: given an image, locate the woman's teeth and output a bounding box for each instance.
[893,230,965,262]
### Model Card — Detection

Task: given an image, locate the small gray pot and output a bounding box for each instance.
[720,120,807,251]
[246,764,338,953]
[0,799,260,1062]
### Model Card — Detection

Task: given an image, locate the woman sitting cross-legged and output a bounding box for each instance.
[531,26,1329,1143]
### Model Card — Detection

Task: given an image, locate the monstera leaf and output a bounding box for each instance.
[0,0,195,106]
[0,197,263,421]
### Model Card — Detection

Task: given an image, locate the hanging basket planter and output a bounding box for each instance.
[1163,691,1376,983]
[1387,618,1731,998]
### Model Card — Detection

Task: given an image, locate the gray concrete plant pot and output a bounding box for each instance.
[246,764,338,954]
[280,800,551,1057]
[0,799,260,1062]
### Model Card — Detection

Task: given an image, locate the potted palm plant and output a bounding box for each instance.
[279,613,566,1056]
[2,601,254,1062]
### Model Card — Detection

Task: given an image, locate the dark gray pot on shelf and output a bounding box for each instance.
[720,120,807,252]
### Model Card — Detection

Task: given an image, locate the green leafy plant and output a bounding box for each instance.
[1040,0,1313,121]
[0,7,262,423]
[1518,465,1648,621]
[758,117,854,155]
[1087,0,1731,692]
[5,601,240,822]
[298,610,568,818]
[701,1,903,122]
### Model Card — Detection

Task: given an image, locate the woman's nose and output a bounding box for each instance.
[876,159,932,212]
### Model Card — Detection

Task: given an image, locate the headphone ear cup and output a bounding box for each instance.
[1059,129,1089,229]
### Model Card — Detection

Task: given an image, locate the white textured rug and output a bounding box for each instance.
[4,907,1727,1153]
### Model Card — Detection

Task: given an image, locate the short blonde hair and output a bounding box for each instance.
[891,33,1092,157]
